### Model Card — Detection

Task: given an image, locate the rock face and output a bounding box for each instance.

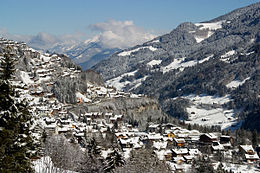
[92,2,260,130]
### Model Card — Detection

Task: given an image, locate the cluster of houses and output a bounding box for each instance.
[39,109,260,172]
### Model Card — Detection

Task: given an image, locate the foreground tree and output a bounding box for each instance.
[114,149,171,173]
[0,47,35,172]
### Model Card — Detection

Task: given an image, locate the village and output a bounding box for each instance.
[2,38,260,173]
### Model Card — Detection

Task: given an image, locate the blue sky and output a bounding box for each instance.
[0,0,259,49]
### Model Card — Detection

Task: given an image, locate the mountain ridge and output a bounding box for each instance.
[92,2,260,131]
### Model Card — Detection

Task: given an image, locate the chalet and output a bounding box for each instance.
[220,135,233,148]
[174,138,186,147]
[166,130,175,138]
[239,145,255,155]
[172,148,189,157]
[173,156,185,164]
[199,133,217,144]
[245,153,259,163]
[183,155,194,163]
[162,123,176,130]
[188,148,200,156]
[211,141,225,152]
[115,132,128,139]
[239,145,259,163]
[44,123,58,135]
[148,124,160,133]
[173,164,185,173]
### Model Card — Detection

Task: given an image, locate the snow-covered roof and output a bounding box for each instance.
[245,153,259,160]
[153,141,168,150]
[240,145,254,153]
[172,148,188,155]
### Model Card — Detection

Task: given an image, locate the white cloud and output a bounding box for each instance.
[0,19,156,51]
[89,19,156,49]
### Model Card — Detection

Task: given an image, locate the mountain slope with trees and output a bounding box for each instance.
[92,2,260,131]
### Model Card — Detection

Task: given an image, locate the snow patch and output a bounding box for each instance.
[194,31,214,43]
[182,94,239,130]
[20,71,33,85]
[161,57,197,73]
[147,60,162,67]
[195,21,224,30]
[226,77,250,89]
[118,46,157,56]
[40,55,51,62]
[106,70,138,90]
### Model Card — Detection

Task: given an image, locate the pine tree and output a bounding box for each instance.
[104,148,125,172]
[252,129,258,148]
[0,47,35,172]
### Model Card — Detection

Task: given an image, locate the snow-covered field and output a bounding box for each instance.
[195,21,223,30]
[161,55,213,74]
[192,21,224,43]
[182,94,240,130]
[34,157,78,173]
[220,50,237,62]
[147,59,162,67]
[106,70,138,90]
[226,77,250,89]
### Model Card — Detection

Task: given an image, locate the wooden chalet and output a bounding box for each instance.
[199,133,217,144]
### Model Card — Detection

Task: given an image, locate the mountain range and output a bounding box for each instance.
[92,2,260,131]
[48,36,120,70]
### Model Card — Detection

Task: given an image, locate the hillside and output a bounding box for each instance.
[0,37,167,130]
[92,2,260,131]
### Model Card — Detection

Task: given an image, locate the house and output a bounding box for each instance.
[172,148,189,157]
[199,133,218,144]
[167,131,175,138]
[173,156,185,164]
[183,155,194,163]
[174,138,186,147]
[245,153,259,163]
[220,135,234,147]
[239,145,255,155]
[211,141,225,152]
[239,145,259,163]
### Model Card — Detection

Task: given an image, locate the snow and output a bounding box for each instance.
[194,31,214,43]
[182,94,239,130]
[220,50,236,62]
[153,141,168,150]
[226,77,250,89]
[38,76,51,83]
[106,70,147,91]
[219,162,260,173]
[183,94,231,105]
[195,21,223,30]
[193,21,223,43]
[34,156,78,173]
[161,57,197,73]
[101,148,113,159]
[118,46,157,56]
[221,50,236,58]
[129,76,148,91]
[147,60,162,67]
[20,71,34,85]
[199,54,214,63]
[40,55,51,62]
[151,39,160,43]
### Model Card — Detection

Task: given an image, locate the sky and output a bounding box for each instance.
[0,0,259,49]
